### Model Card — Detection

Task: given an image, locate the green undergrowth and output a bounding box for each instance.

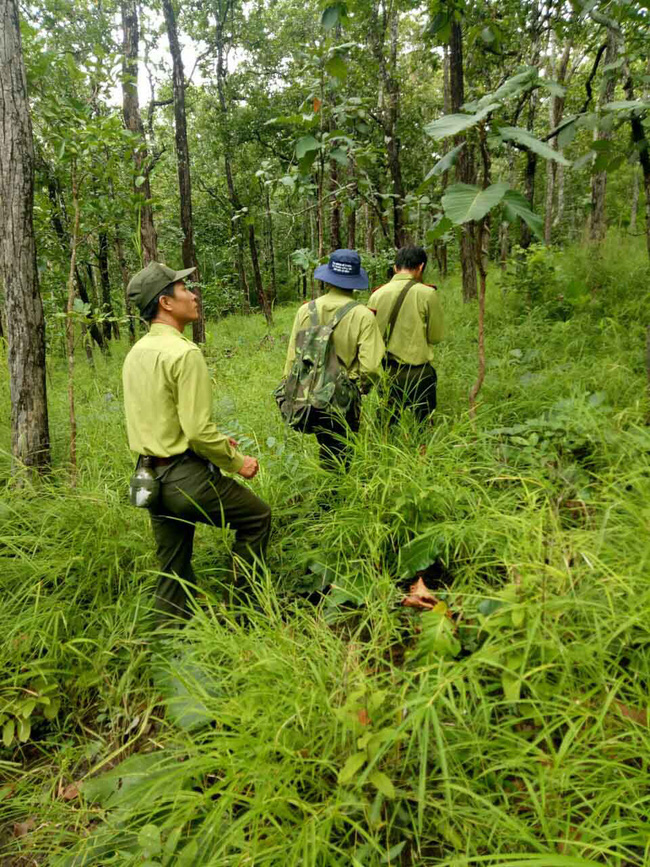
[1,240,650,864]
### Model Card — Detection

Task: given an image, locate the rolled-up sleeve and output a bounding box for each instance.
[174,349,245,473]
[427,291,444,345]
[358,313,385,382]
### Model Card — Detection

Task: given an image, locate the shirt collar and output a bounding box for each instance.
[148,322,190,340]
[391,272,419,282]
[326,287,357,299]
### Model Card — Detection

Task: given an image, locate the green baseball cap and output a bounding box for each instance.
[127,262,196,311]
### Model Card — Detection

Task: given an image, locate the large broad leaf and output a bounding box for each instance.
[321,2,347,30]
[399,533,445,579]
[425,215,454,243]
[603,99,650,112]
[424,103,498,140]
[295,135,320,159]
[498,126,571,165]
[442,181,509,225]
[419,143,465,189]
[325,55,347,80]
[471,68,538,110]
[502,190,543,240]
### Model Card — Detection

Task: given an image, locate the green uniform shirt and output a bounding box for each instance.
[122,323,244,474]
[283,287,385,380]
[368,273,444,366]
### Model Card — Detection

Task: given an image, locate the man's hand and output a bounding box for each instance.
[237,456,259,479]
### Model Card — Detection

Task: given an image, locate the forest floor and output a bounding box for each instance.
[2,235,650,865]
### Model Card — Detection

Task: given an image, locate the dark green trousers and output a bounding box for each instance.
[149,452,271,622]
[382,361,437,424]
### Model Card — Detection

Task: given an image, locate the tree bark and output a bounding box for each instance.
[46,176,105,350]
[162,0,204,343]
[0,0,51,474]
[589,29,619,243]
[98,231,118,340]
[630,167,639,233]
[544,40,571,245]
[115,233,136,343]
[215,9,251,313]
[370,0,405,248]
[449,18,477,302]
[121,0,158,264]
[264,185,277,305]
[66,166,80,482]
[347,179,357,249]
[329,157,342,249]
[248,223,272,325]
[623,72,650,261]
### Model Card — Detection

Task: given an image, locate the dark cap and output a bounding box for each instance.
[127,262,196,311]
[313,249,368,291]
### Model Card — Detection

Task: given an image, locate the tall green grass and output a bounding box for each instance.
[1,238,650,864]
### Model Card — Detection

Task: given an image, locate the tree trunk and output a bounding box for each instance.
[115,234,136,343]
[215,15,251,313]
[121,0,158,264]
[449,19,477,302]
[370,1,405,248]
[624,71,650,261]
[329,157,342,249]
[265,186,276,304]
[589,29,619,242]
[0,0,51,474]
[66,166,80,483]
[98,231,118,341]
[365,203,375,254]
[46,176,105,351]
[248,223,272,326]
[162,0,204,343]
[630,167,640,233]
[469,220,488,419]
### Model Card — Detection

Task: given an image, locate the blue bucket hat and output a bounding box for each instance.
[314,249,369,291]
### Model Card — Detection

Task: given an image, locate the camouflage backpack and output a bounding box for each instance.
[274,300,360,433]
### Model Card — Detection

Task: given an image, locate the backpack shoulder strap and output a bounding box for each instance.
[329,300,360,331]
[307,299,319,327]
[384,279,416,344]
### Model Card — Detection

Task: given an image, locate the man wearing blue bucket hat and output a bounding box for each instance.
[282,249,385,468]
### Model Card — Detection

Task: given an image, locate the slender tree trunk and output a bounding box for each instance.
[66,166,80,483]
[347,176,357,249]
[623,71,650,261]
[115,234,136,343]
[630,167,640,233]
[162,0,204,343]
[248,223,272,325]
[215,17,251,312]
[265,186,276,304]
[329,157,342,249]
[365,203,375,254]
[469,127,491,418]
[449,19,477,301]
[543,41,571,246]
[121,0,158,264]
[370,0,405,248]
[98,231,118,341]
[317,153,325,259]
[0,0,50,474]
[46,177,105,350]
[590,29,619,242]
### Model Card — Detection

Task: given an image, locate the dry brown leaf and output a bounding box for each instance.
[402,578,439,611]
[313,97,322,113]
[13,818,35,837]
[60,782,81,801]
[358,708,371,726]
[614,701,648,727]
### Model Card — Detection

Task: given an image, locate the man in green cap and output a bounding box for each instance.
[368,246,443,423]
[122,262,271,622]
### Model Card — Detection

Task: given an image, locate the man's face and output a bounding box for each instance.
[162,281,199,324]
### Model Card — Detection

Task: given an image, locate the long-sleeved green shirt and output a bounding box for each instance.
[122,323,244,474]
[283,287,385,380]
[368,273,444,366]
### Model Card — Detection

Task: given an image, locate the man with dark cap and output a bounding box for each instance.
[122,261,271,622]
[368,246,443,423]
[283,249,385,468]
